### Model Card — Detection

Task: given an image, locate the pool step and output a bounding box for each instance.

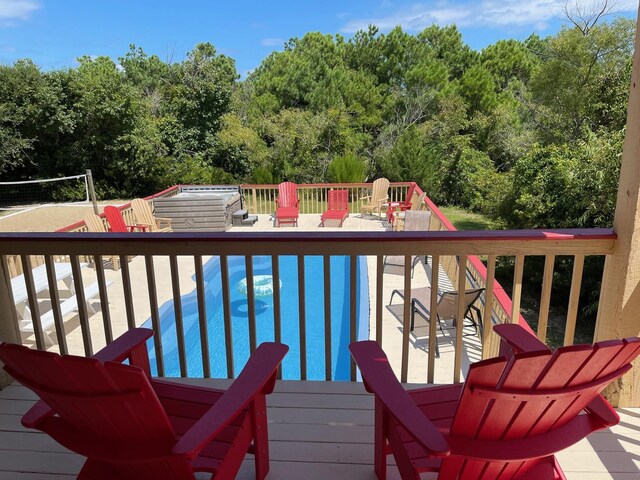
[232,209,258,227]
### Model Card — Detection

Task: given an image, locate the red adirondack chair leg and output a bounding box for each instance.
[374,397,388,480]
[251,393,270,480]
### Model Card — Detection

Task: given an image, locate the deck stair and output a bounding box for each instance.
[232,209,258,227]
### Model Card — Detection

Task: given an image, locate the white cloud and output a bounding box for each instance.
[341,0,638,33]
[0,0,40,20]
[261,38,284,47]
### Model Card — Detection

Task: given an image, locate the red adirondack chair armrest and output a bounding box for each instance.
[585,394,620,426]
[493,324,550,358]
[349,341,450,457]
[92,328,154,371]
[22,328,155,428]
[173,342,288,459]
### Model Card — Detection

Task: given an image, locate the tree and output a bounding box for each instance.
[459,65,498,114]
[327,153,367,183]
[530,17,634,141]
[481,39,539,89]
[0,60,74,176]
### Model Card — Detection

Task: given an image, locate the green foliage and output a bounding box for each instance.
[481,39,539,89]
[459,65,498,114]
[530,18,634,142]
[378,125,442,200]
[327,153,366,183]
[498,129,623,229]
[441,147,501,212]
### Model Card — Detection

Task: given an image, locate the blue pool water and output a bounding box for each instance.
[145,255,369,380]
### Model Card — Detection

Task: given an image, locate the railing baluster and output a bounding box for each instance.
[323,255,332,381]
[482,255,496,359]
[427,254,439,383]
[564,254,585,346]
[350,255,358,382]
[297,255,307,380]
[145,255,164,377]
[93,255,113,345]
[0,255,20,343]
[271,255,282,344]
[169,255,187,377]
[454,255,467,383]
[44,256,67,354]
[245,256,257,353]
[71,254,92,356]
[401,255,412,383]
[251,188,257,214]
[511,255,525,323]
[194,255,211,378]
[375,254,383,345]
[271,254,282,379]
[220,255,234,378]
[538,254,555,343]
[119,256,136,330]
[20,255,44,350]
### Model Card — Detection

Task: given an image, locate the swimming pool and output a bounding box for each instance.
[145,255,369,380]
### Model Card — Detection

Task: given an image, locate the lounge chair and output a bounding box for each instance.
[389,286,484,337]
[104,205,148,232]
[383,210,432,276]
[19,280,113,345]
[275,181,299,227]
[0,328,288,480]
[350,324,640,480]
[131,198,172,232]
[391,192,427,231]
[360,178,389,218]
[320,189,349,227]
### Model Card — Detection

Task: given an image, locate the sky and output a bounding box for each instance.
[0,0,637,77]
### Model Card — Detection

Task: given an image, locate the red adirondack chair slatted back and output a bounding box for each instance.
[277,182,298,208]
[327,190,348,211]
[0,344,194,479]
[104,205,128,232]
[440,337,640,479]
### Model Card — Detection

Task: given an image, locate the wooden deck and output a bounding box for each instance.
[0,379,638,479]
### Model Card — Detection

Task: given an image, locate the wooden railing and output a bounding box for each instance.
[241,182,412,215]
[0,227,615,385]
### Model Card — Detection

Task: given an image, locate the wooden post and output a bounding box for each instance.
[0,256,20,388]
[594,5,640,407]
[86,169,99,215]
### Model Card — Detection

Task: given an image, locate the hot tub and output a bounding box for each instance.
[153,186,242,232]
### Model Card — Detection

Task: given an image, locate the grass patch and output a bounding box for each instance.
[438,206,496,231]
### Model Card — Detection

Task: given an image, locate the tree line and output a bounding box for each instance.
[1,15,632,232]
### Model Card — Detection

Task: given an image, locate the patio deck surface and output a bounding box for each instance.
[0,379,638,479]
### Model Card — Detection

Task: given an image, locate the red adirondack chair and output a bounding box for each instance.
[386,183,416,227]
[104,205,148,232]
[275,181,299,227]
[350,324,640,480]
[0,328,288,480]
[320,189,349,227]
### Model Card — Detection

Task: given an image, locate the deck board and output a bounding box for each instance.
[0,380,638,479]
